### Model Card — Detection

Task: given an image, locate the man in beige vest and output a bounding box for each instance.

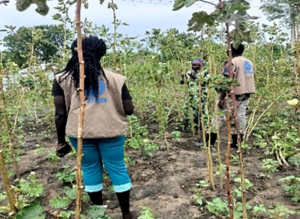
[203,44,255,148]
[52,36,139,219]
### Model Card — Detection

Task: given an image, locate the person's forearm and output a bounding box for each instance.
[55,114,68,143]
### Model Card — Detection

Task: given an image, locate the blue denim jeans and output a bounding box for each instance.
[68,135,132,193]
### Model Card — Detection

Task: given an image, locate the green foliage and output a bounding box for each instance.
[16,201,46,219]
[233,202,252,218]
[1,3,299,218]
[50,196,70,209]
[260,0,300,28]
[188,12,215,31]
[288,154,300,167]
[57,211,76,219]
[206,198,229,217]
[141,28,197,62]
[15,172,44,209]
[233,178,253,196]
[16,0,49,16]
[171,131,181,142]
[268,204,295,219]
[56,166,76,183]
[279,176,300,202]
[253,97,300,164]
[172,0,258,47]
[83,205,111,219]
[46,151,60,163]
[64,186,90,203]
[138,206,156,219]
[261,159,279,178]
[126,115,159,157]
[48,186,91,218]
[2,25,72,67]
[253,204,267,216]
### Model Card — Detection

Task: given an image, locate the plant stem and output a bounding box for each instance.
[0,149,17,215]
[199,0,219,8]
[75,0,85,218]
[0,71,20,179]
[215,94,223,189]
[226,22,248,219]
[111,0,117,72]
[63,6,68,63]
[225,93,233,219]
[295,10,300,98]
[198,72,215,190]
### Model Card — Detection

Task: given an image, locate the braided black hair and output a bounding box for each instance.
[57,36,108,100]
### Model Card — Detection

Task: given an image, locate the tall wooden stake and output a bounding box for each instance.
[295,7,300,77]
[111,0,117,72]
[226,22,248,219]
[75,0,85,218]
[225,93,233,219]
[0,150,17,215]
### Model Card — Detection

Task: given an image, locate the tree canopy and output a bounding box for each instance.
[260,0,300,28]
[2,24,72,67]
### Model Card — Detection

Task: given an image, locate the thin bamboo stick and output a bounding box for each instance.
[74,0,85,218]
[226,22,248,219]
[0,150,17,216]
[225,93,233,219]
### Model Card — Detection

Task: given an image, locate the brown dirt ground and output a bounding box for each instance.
[2,125,300,219]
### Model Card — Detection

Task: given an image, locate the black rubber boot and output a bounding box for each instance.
[197,133,217,148]
[231,134,237,148]
[88,190,103,205]
[231,134,244,148]
[208,133,217,147]
[116,190,139,219]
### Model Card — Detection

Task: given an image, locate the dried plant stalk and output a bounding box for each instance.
[0,150,17,215]
[226,23,248,219]
[74,0,85,218]
[225,93,233,219]
[198,73,215,190]
[0,72,19,179]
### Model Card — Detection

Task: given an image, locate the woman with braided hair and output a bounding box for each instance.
[51,36,139,219]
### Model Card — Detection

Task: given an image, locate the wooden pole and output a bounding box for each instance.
[0,150,17,215]
[226,22,248,219]
[74,0,85,218]
[225,93,233,219]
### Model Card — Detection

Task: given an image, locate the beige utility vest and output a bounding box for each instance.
[55,69,128,139]
[232,56,256,95]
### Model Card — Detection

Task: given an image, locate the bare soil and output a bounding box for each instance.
[3,125,300,219]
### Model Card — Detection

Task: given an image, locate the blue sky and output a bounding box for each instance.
[0,0,273,47]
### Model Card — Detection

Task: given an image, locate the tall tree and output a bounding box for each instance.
[260,0,299,46]
[261,0,300,74]
[260,0,299,27]
[3,24,72,67]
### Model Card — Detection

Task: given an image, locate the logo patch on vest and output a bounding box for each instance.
[79,80,107,104]
[244,61,253,75]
